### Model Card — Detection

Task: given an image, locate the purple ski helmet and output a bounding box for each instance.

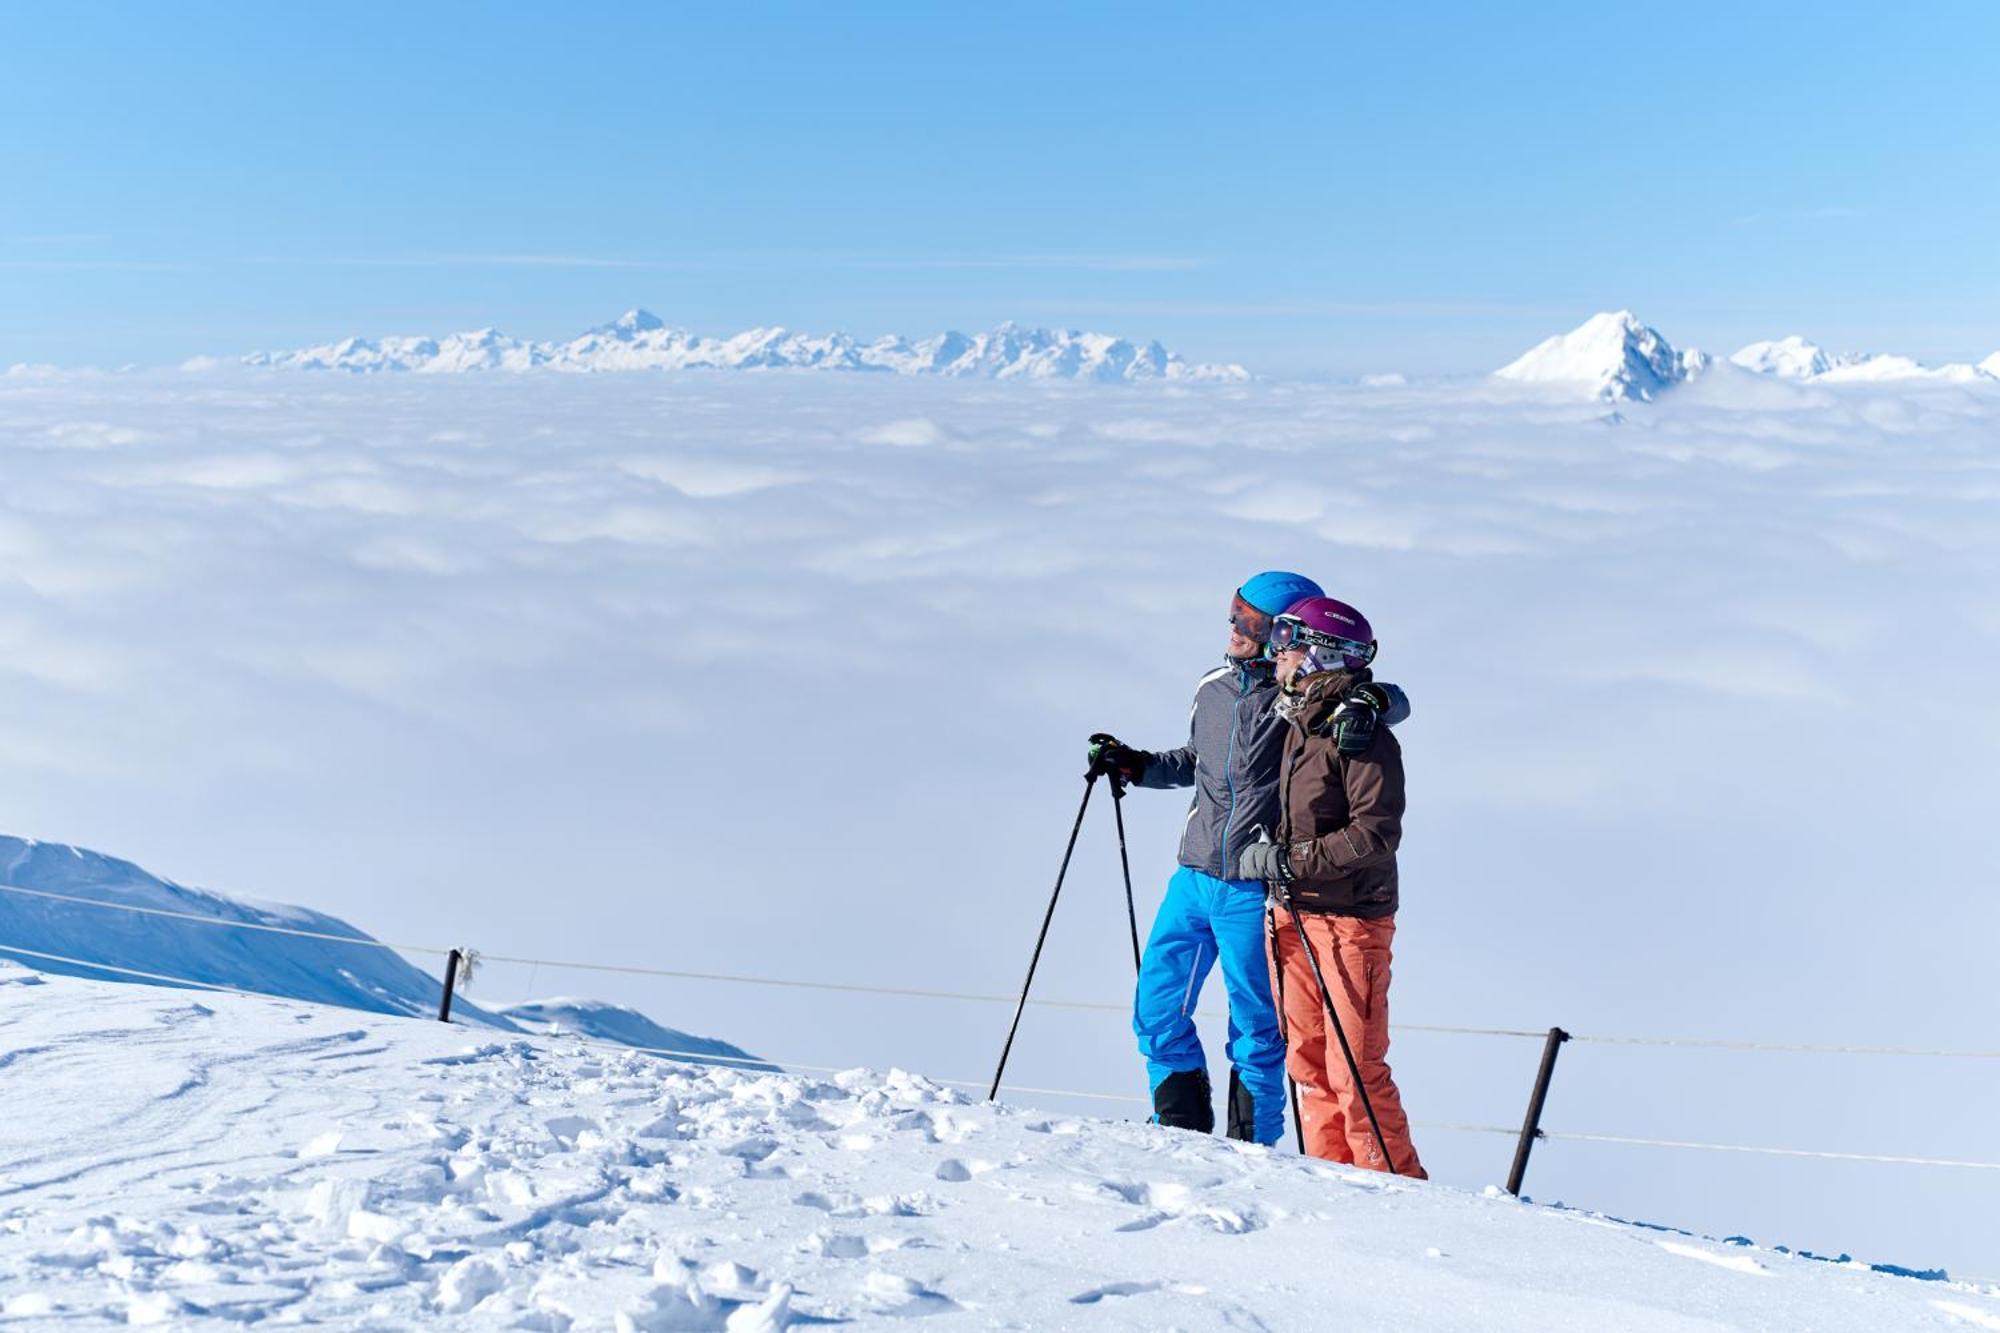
[1269,595,1377,673]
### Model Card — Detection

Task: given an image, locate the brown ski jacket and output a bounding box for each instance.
[1276,668,1405,919]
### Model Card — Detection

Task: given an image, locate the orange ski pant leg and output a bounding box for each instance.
[1268,910,1426,1178]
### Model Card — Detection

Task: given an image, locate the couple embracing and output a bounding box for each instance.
[1089,571,1425,1177]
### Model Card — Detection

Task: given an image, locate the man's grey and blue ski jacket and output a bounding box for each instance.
[1136,657,1409,881]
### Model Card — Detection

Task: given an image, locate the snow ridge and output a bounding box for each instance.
[1730,335,1993,384]
[0,833,760,1066]
[498,997,776,1072]
[241,311,1251,383]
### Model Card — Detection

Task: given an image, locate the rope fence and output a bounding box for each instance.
[6,881,1999,1189]
[8,883,1992,1058]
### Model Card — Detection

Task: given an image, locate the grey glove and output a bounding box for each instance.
[1236,839,1292,884]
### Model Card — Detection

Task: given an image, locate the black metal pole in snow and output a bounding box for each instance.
[1108,775,1141,974]
[988,772,1100,1101]
[1506,1026,1570,1197]
[1281,897,1394,1172]
[437,948,461,1023]
[1266,908,1306,1154]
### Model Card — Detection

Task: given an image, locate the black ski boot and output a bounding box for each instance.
[1151,1068,1214,1133]
[1225,1068,1259,1142]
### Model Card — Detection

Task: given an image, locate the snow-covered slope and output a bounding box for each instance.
[497,997,777,1072]
[0,834,512,1027]
[0,835,759,1065]
[1,967,1986,1330]
[239,311,1250,383]
[1492,311,1709,402]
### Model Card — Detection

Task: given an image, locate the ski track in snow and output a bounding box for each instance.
[1,971,1992,1329]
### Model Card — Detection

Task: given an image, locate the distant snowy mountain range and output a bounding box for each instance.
[237,310,1250,383]
[0,834,769,1069]
[1496,311,2000,402]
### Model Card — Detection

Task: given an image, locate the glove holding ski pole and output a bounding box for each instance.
[1086,733,1149,783]
[1237,824,1293,887]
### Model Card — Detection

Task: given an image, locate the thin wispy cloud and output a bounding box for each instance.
[240,252,1203,273]
[1013,297,1571,319]
[839,255,1203,272]
[1733,205,1866,228]
[249,253,673,270]
[0,259,182,271]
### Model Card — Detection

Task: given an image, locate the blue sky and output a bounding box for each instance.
[4,3,1997,375]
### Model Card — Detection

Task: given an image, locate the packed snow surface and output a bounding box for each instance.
[238,311,1249,383]
[1492,311,1709,401]
[2,965,1990,1330]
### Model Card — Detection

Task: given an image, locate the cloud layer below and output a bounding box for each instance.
[2,369,1996,1271]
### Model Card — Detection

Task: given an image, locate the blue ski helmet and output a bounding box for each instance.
[1237,571,1323,617]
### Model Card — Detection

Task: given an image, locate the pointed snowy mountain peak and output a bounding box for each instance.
[614,308,665,332]
[1494,311,1707,402]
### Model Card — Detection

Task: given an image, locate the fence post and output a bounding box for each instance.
[1506,1026,1569,1197]
[438,949,462,1023]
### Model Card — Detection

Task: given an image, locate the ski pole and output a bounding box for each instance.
[1280,887,1394,1172]
[988,770,1100,1101]
[1108,773,1141,974]
[1267,907,1306,1154]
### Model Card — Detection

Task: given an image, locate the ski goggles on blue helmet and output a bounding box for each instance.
[1228,592,1275,642]
[1269,613,1377,668]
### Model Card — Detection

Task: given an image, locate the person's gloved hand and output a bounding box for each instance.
[1329,688,1383,756]
[1237,839,1292,884]
[1087,733,1148,782]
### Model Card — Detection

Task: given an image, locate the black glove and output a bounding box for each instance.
[1329,689,1383,756]
[1086,733,1148,782]
[1236,839,1292,884]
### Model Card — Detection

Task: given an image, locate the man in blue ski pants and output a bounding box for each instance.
[1090,572,1409,1143]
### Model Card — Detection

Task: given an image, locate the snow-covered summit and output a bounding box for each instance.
[241,312,1251,383]
[1493,311,1710,402]
[1731,335,1835,379]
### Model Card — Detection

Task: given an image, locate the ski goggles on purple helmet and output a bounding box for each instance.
[1269,613,1377,669]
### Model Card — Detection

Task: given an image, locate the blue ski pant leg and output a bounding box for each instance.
[1133,867,1215,1095]
[1209,878,1290,1144]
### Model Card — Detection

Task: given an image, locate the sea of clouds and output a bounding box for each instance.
[2,365,1996,1274]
